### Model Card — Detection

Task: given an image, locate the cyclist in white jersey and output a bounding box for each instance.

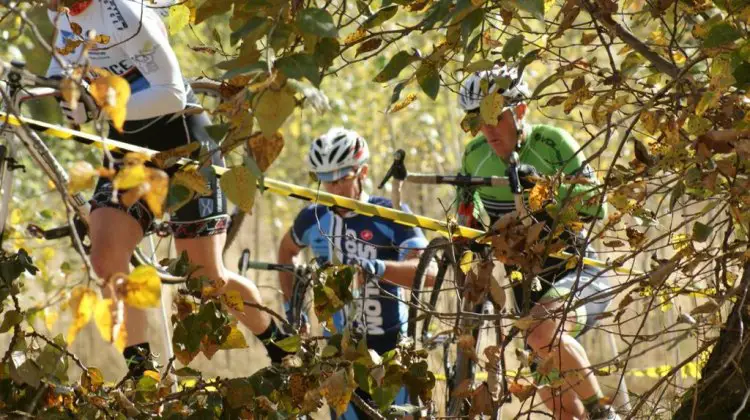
[46,0,294,378]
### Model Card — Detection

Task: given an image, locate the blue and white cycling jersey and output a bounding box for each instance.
[290,194,428,355]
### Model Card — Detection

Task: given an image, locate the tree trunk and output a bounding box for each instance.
[673,262,750,419]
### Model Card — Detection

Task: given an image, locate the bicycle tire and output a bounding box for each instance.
[289,270,312,330]
[0,143,14,246]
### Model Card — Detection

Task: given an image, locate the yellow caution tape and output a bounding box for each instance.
[433,361,702,382]
[0,112,641,275]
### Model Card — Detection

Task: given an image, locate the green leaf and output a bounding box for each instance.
[460,8,484,45]
[315,37,341,68]
[416,64,440,100]
[136,374,159,393]
[230,17,270,46]
[275,54,321,86]
[0,310,22,333]
[502,34,524,59]
[167,4,191,35]
[174,367,201,378]
[322,344,339,358]
[356,0,373,16]
[244,155,265,191]
[669,181,685,211]
[166,184,193,214]
[463,33,481,67]
[195,0,232,25]
[518,0,545,20]
[621,52,645,78]
[220,166,257,213]
[704,23,740,49]
[387,81,407,108]
[464,59,495,73]
[363,4,399,29]
[421,0,453,30]
[373,51,420,83]
[296,8,338,38]
[692,222,713,242]
[269,22,295,52]
[531,72,562,100]
[220,61,268,80]
[252,87,296,137]
[205,123,230,143]
[372,384,402,409]
[274,335,302,352]
[353,363,373,393]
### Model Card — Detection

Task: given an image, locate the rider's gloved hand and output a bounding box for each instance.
[505,163,540,189]
[358,259,386,278]
[57,79,97,125]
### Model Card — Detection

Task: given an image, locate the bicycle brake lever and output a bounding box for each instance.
[377,149,407,189]
[507,151,522,195]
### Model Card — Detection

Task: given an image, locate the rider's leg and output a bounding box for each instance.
[526,300,602,419]
[537,385,585,420]
[174,233,272,333]
[88,206,149,374]
[174,232,293,363]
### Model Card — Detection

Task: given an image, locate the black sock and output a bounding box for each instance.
[123,342,151,379]
[256,322,294,364]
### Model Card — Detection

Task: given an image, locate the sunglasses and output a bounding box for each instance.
[309,167,362,185]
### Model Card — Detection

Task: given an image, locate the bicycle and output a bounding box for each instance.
[0,61,245,281]
[379,149,632,417]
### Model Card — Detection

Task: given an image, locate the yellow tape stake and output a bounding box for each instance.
[0,112,641,275]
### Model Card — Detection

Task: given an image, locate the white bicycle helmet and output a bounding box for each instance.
[307,127,370,182]
[458,64,529,112]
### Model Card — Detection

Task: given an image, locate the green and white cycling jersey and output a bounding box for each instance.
[460,124,607,224]
[461,124,612,341]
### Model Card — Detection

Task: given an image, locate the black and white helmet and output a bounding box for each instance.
[307,127,370,182]
[458,64,529,112]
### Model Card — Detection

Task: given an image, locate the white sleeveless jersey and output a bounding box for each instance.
[46,0,186,120]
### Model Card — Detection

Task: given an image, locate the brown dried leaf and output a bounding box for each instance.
[249,131,285,172]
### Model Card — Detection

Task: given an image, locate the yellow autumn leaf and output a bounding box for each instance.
[68,161,98,193]
[113,163,147,190]
[90,74,131,133]
[222,111,255,154]
[222,291,244,312]
[94,298,113,342]
[389,93,418,113]
[565,257,578,270]
[459,250,474,274]
[173,169,211,196]
[124,266,162,309]
[252,86,296,138]
[249,131,285,172]
[143,168,169,218]
[120,183,150,208]
[528,183,552,212]
[219,325,249,349]
[66,287,98,344]
[44,309,58,331]
[480,91,505,125]
[9,208,21,225]
[151,142,200,169]
[320,367,357,417]
[220,165,257,213]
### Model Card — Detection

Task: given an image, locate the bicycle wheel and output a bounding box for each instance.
[289,270,312,330]
[410,237,505,418]
[408,236,461,417]
[0,143,14,246]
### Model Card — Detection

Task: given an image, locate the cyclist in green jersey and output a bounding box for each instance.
[458,64,619,420]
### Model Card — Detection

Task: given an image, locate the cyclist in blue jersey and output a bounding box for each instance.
[46,0,294,379]
[277,127,430,419]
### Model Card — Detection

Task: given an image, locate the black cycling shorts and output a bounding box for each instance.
[90,86,229,238]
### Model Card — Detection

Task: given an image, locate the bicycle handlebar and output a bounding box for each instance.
[0,60,97,113]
